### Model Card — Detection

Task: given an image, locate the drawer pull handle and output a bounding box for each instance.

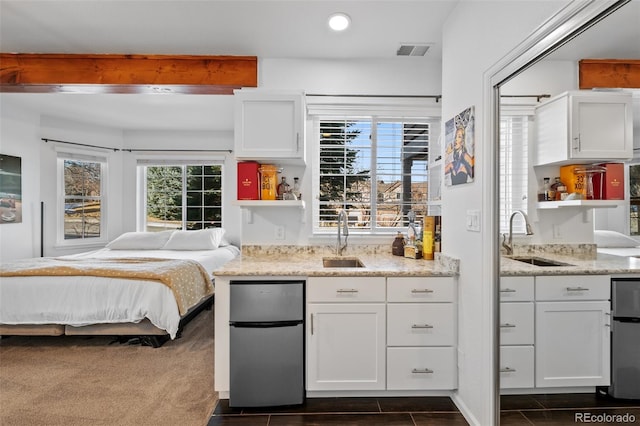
[566,286,589,292]
[411,289,434,294]
[500,367,517,373]
[336,289,359,293]
[411,324,434,329]
[500,288,516,293]
[412,368,434,374]
[500,323,516,328]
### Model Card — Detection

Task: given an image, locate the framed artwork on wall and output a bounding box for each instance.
[444,106,475,186]
[0,154,22,224]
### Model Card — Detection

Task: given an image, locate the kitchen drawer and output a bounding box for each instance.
[387,303,455,346]
[387,347,457,390]
[307,277,386,303]
[500,302,534,345]
[535,275,610,301]
[387,276,455,302]
[500,276,534,302]
[500,345,534,389]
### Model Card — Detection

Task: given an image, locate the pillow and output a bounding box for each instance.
[594,230,640,248]
[162,228,226,250]
[106,231,174,250]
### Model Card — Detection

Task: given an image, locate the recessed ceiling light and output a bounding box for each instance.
[328,13,351,31]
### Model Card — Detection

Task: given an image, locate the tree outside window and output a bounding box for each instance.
[144,164,222,231]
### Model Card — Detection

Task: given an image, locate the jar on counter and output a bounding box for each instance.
[392,232,405,256]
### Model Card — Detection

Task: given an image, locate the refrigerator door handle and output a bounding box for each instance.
[230,320,303,328]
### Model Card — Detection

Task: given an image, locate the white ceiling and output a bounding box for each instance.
[1,0,639,131]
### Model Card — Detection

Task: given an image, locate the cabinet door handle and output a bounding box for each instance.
[310,313,314,335]
[500,367,517,373]
[411,288,434,294]
[500,323,516,328]
[500,288,516,293]
[573,135,581,151]
[566,286,589,292]
[412,368,434,374]
[296,133,300,152]
[336,289,358,293]
[411,324,434,329]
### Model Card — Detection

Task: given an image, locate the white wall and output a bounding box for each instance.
[441,2,568,425]
[121,130,242,246]
[241,58,443,245]
[0,98,42,261]
[39,115,124,257]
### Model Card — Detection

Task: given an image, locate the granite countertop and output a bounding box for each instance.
[214,244,640,278]
[501,252,640,276]
[214,245,459,277]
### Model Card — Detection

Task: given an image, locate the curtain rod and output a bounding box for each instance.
[306,93,442,103]
[42,139,232,153]
[42,138,120,152]
[122,149,232,153]
[500,94,551,102]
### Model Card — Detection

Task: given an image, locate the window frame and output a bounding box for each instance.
[136,158,224,232]
[499,104,535,235]
[312,114,435,236]
[56,152,108,247]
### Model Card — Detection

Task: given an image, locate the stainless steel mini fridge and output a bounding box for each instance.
[609,278,640,399]
[229,280,304,408]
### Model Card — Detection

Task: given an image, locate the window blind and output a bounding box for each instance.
[499,115,529,234]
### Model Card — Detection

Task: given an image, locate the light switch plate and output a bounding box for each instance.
[466,210,480,232]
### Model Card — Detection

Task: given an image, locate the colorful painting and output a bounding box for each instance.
[0,154,22,224]
[444,106,475,186]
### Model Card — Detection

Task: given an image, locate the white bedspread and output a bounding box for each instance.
[0,245,240,339]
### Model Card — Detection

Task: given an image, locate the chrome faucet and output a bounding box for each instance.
[336,210,349,256]
[502,210,533,255]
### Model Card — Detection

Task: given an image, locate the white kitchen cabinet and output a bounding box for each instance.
[535,275,611,388]
[306,277,386,391]
[386,276,457,390]
[234,89,305,163]
[500,346,535,389]
[534,90,633,166]
[500,276,535,389]
[387,347,457,390]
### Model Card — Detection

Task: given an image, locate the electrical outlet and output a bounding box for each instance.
[275,225,285,240]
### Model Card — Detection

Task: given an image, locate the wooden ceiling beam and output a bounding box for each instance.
[579,59,640,89]
[0,53,258,94]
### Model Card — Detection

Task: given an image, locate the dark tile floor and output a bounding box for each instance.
[208,394,640,425]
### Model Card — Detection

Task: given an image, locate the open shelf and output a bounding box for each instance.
[536,199,621,209]
[236,200,305,209]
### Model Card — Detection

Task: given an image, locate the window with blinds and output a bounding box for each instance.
[499,115,530,234]
[140,163,223,231]
[317,117,430,232]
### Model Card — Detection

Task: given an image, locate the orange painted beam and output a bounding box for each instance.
[0,53,257,94]
[579,59,640,89]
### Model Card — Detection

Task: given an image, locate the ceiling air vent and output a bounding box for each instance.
[396,43,431,57]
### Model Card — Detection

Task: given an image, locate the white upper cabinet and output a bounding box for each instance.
[234,89,306,164]
[534,91,633,166]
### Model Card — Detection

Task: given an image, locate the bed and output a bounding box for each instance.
[0,229,240,346]
[594,229,640,257]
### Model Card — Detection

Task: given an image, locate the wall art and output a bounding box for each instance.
[444,106,475,186]
[0,154,22,224]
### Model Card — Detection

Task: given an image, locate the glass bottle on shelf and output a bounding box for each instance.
[292,177,301,200]
[276,177,290,200]
[538,177,551,201]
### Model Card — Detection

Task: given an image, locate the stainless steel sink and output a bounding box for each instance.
[509,256,572,267]
[322,257,365,268]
